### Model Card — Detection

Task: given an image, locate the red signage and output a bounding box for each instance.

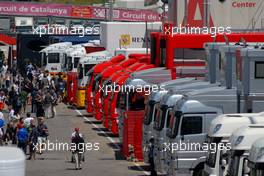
[183,0,214,27]
[71,6,92,18]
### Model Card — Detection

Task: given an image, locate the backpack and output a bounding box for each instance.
[17,128,28,142]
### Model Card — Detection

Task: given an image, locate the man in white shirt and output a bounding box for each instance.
[24,112,34,128]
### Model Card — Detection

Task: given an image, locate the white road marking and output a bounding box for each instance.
[75,109,149,175]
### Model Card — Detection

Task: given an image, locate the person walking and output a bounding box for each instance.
[71,128,85,170]
[35,91,44,117]
[17,123,28,154]
[5,70,11,89]
[37,117,48,154]
[4,122,16,145]
[20,88,28,114]
[28,119,38,160]
[148,138,157,176]
[44,89,53,119]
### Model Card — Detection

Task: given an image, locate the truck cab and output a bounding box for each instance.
[204,112,264,176]
[166,97,223,176]
[65,45,86,73]
[248,137,264,176]
[226,125,264,176]
[153,81,221,174]
[40,42,72,75]
[76,51,112,108]
[85,55,125,113]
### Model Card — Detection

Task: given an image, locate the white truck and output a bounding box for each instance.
[248,137,264,175]
[226,125,264,176]
[204,112,264,176]
[65,45,86,73]
[75,50,112,108]
[100,22,162,55]
[40,42,72,75]
[153,81,222,174]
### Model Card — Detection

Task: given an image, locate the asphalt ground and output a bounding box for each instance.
[24,103,150,176]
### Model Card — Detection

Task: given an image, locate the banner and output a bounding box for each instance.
[0,2,160,22]
[92,7,160,21]
[0,2,71,16]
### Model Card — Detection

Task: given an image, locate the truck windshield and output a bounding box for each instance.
[42,52,47,66]
[48,53,60,63]
[84,64,95,76]
[78,65,83,79]
[117,92,126,109]
[168,111,182,138]
[143,100,155,125]
[86,70,94,84]
[128,92,145,111]
[63,53,67,68]
[94,77,102,92]
[102,81,110,98]
[154,105,168,131]
[205,137,222,167]
[92,75,101,91]
[227,150,244,176]
[110,85,116,101]
[74,57,80,68]
[67,56,73,71]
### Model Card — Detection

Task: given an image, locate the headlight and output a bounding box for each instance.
[257,147,264,160]
[213,124,222,134]
[235,136,244,146]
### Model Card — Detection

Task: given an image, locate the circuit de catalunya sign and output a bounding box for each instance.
[0,2,160,22]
